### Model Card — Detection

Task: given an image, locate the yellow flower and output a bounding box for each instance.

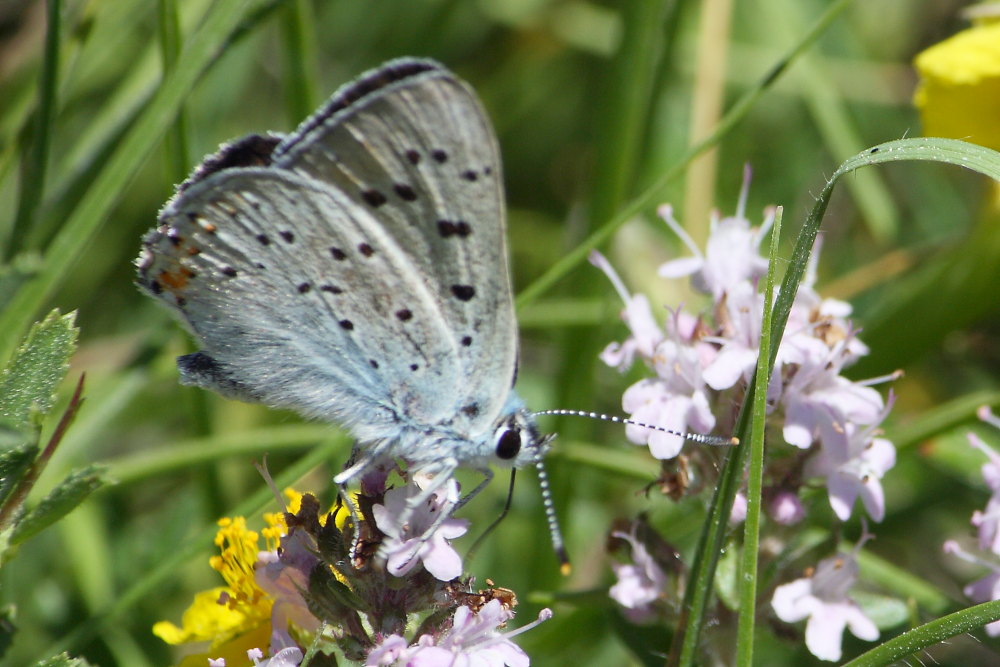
[913,20,1000,150]
[154,517,273,650]
[154,488,328,663]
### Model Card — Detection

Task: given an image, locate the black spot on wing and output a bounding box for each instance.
[438,220,471,238]
[362,189,387,207]
[394,183,417,201]
[451,285,475,301]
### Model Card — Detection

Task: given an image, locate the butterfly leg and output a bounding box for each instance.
[334,441,396,567]
[334,442,376,486]
[374,458,464,570]
[453,467,493,510]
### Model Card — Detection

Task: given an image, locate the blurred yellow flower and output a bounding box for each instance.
[913,20,1000,151]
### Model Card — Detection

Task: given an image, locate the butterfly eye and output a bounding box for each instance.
[494,425,522,460]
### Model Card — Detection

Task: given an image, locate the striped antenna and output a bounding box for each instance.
[534,452,571,575]
[527,411,736,575]
[533,409,739,446]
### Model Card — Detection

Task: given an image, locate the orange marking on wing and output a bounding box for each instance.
[158,267,193,290]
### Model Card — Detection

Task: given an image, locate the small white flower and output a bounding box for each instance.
[609,527,668,623]
[590,250,664,371]
[373,479,469,581]
[366,635,411,666]
[771,544,878,661]
[805,398,896,522]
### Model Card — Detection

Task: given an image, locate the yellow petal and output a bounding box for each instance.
[914,23,1000,150]
[153,587,269,646]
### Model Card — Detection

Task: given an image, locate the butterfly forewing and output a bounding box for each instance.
[138,58,517,448]
[274,60,516,434]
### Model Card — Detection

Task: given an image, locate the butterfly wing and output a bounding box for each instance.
[273,60,516,435]
[137,59,517,448]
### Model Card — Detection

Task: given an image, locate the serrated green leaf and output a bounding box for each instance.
[36,653,95,667]
[0,310,78,429]
[0,442,39,507]
[9,465,107,547]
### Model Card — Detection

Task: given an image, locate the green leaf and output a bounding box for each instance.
[36,653,96,667]
[0,310,78,429]
[853,590,909,630]
[9,465,107,547]
[838,137,1000,179]
[0,442,39,508]
[715,540,740,610]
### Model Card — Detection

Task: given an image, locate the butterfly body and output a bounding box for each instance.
[137,59,546,482]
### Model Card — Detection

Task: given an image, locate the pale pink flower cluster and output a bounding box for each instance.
[944,407,1000,636]
[593,171,896,523]
[366,600,552,666]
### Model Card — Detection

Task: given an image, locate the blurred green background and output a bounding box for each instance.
[1,0,999,664]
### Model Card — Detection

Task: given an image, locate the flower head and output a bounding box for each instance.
[771,539,879,661]
[594,172,896,516]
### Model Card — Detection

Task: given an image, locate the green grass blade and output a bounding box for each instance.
[9,0,62,259]
[842,600,1000,667]
[280,0,319,121]
[735,207,782,665]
